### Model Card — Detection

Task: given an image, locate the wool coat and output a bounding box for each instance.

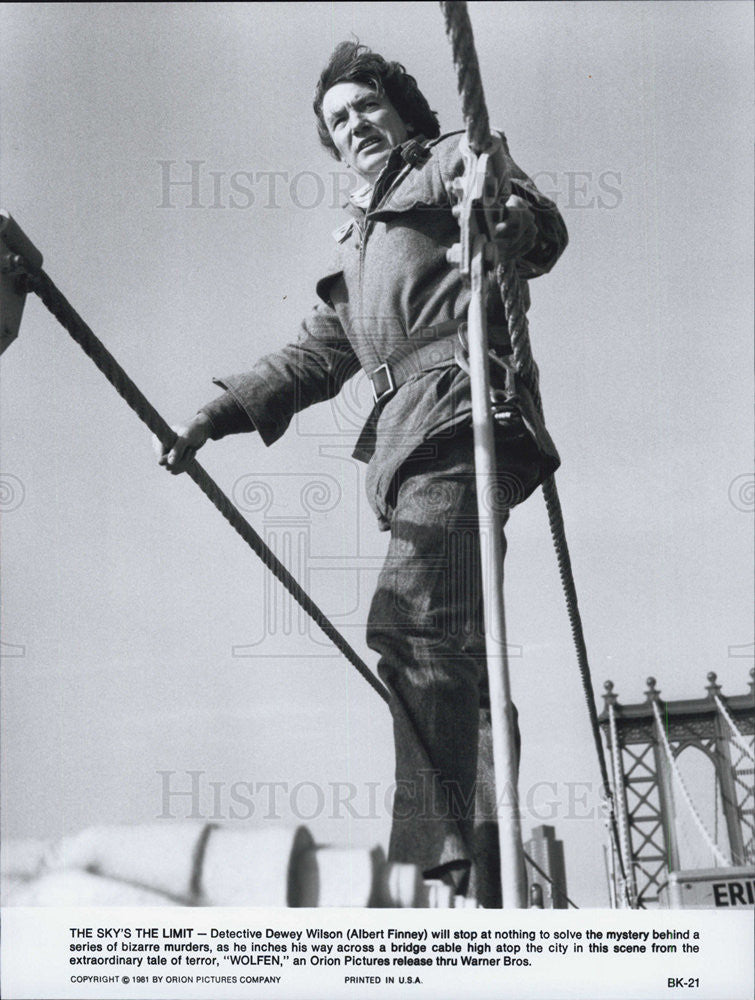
[211,131,568,528]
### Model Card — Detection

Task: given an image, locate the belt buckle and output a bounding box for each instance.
[370,361,395,404]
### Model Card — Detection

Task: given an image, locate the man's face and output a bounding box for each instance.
[322,80,409,182]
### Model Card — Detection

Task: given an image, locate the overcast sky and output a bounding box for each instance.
[1,1,752,907]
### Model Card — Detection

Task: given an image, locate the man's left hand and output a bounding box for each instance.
[493,195,537,261]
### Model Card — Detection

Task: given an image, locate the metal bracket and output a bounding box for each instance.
[446,134,511,279]
[0,211,43,355]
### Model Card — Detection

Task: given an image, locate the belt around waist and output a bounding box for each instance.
[367,320,511,404]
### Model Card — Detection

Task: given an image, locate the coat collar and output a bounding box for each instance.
[346,136,431,214]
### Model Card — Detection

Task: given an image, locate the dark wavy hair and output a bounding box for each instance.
[313,41,440,158]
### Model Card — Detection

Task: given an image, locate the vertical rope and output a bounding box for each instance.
[497,259,540,394]
[439,1,492,154]
[439,0,627,893]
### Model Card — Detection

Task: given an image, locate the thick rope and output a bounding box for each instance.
[438,1,491,155]
[714,693,755,762]
[498,259,540,395]
[651,700,731,866]
[539,477,614,796]
[19,262,389,706]
[440,0,622,870]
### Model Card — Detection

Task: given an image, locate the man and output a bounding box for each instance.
[156,42,567,906]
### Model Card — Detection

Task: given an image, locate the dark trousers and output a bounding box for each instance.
[366,430,529,907]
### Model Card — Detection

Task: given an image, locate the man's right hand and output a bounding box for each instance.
[153,412,213,475]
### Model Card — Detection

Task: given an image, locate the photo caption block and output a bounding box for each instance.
[2,906,753,1000]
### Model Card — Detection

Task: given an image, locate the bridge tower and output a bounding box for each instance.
[599,670,754,908]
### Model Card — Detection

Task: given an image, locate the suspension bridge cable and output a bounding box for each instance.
[17,261,390,706]
[651,698,731,867]
[714,693,755,762]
